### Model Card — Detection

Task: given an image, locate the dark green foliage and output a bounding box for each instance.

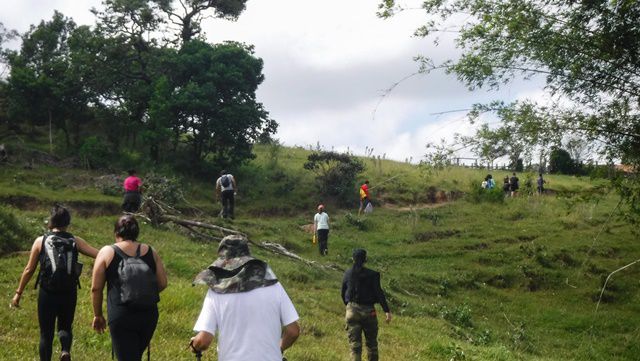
[2,2,274,174]
[143,172,185,205]
[343,212,370,231]
[171,40,275,167]
[466,182,505,203]
[79,136,110,169]
[0,206,32,255]
[6,12,90,150]
[549,147,576,174]
[303,151,365,205]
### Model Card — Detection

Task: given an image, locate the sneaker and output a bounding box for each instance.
[60,352,71,361]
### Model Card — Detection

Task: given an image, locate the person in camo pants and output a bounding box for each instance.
[341,249,392,361]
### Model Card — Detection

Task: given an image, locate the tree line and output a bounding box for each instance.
[380,0,640,222]
[0,0,276,173]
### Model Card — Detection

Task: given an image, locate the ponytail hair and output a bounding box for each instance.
[349,248,367,299]
[48,204,71,229]
[114,215,140,241]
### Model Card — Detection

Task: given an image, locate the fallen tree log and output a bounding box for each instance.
[141,197,339,272]
[159,214,246,237]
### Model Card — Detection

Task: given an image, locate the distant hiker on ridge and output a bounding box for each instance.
[122,169,143,212]
[359,180,371,216]
[216,170,237,219]
[510,172,520,197]
[503,175,511,196]
[11,204,99,361]
[537,173,546,195]
[314,204,330,256]
[342,248,391,361]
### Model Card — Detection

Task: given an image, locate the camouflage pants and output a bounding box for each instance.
[345,302,379,361]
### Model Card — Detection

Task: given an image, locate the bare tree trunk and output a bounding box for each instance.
[48,108,53,153]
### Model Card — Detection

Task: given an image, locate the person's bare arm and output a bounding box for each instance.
[191,331,214,352]
[232,177,237,193]
[91,246,113,333]
[11,237,43,307]
[280,321,300,353]
[152,249,168,292]
[75,236,99,258]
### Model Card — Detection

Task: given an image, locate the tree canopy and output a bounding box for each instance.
[0,0,274,174]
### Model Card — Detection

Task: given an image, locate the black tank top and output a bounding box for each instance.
[106,244,157,323]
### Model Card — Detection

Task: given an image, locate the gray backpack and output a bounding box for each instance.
[111,245,159,308]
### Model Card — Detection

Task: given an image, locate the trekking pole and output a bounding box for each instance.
[368,174,401,190]
[188,340,203,361]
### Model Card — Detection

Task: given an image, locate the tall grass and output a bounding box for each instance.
[0,146,638,360]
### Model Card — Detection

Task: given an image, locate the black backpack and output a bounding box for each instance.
[220,174,231,188]
[36,233,81,292]
[112,245,159,308]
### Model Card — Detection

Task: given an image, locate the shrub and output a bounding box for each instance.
[79,136,111,169]
[0,207,32,255]
[144,173,186,205]
[466,181,505,203]
[303,151,365,206]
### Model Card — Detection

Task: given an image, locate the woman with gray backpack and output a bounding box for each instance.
[11,204,99,361]
[91,215,168,361]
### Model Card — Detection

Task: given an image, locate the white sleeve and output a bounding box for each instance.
[193,290,218,334]
[278,283,299,326]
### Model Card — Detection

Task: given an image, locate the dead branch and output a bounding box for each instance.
[141,197,339,272]
[595,258,640,312]
[252,241,344,272]
[182,224,223,242]
[160,214,246,237]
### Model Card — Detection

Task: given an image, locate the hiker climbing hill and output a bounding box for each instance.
[11,205,99,361]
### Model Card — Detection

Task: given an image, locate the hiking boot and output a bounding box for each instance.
[60,352,71,361]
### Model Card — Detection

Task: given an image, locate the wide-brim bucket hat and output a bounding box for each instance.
[193,235,278,294]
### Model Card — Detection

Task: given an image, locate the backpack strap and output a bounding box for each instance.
[34,233,49,290]
[111,244,130,259]
[112,244,143,259]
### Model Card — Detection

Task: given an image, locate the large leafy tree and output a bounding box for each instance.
[380,0,640,218]
[172,40,275,165]
[6,12,89,150]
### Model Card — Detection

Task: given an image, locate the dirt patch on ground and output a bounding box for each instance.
[385,202,452,211]
[464,242,490,251]
[494,235,538,244]
[406,229,461,243]
[1,195,121,217]
[301,224,315,233]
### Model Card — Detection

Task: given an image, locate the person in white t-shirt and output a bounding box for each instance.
[313,204,330,256]
[190,235,300,361]
[215,170,237,219]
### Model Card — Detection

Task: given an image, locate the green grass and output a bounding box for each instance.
[0,145,639,360]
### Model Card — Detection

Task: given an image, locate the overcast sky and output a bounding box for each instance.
[1,0,546,163]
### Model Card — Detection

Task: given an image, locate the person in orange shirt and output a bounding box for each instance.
[358,180,370,216]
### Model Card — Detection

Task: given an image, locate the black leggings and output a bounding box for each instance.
[38,288,77,361]
[109,308,159,361]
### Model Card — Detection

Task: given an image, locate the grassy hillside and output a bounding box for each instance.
[0,145,638,361]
